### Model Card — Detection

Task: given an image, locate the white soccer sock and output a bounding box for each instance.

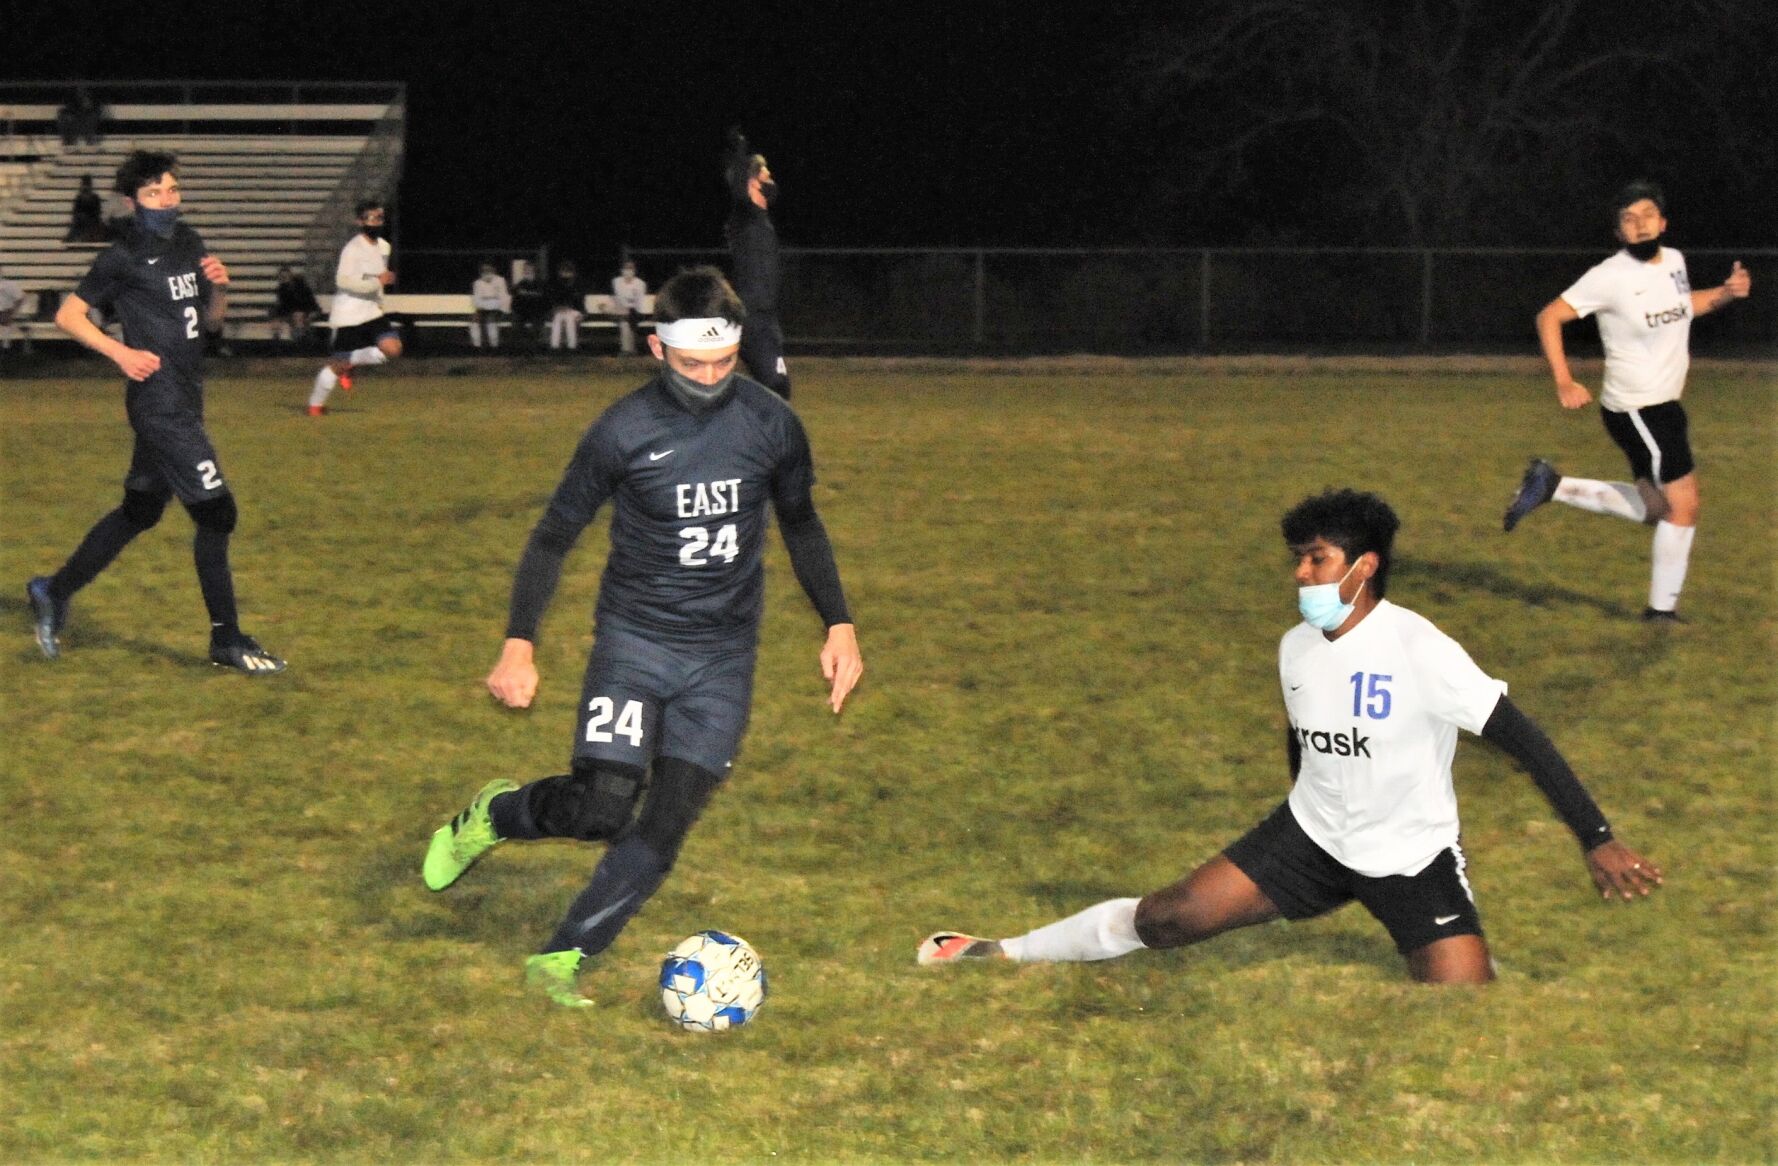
[999,898,1145,963]
[349,346,388,367]
[468,322,482,347]
[1649,520,1696,612]
[1557,479,1649,522]
[1554,477,1646,522]
[309,365,337,408]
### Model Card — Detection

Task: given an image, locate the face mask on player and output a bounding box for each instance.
[135,205,180,238]
[661,360,736,411]
[1297,560,1363,632]
[757,179,779,208]
[1625,235,1662,261]
[361,221,384,240]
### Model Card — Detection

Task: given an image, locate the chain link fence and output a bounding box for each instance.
[625,247,1776,356]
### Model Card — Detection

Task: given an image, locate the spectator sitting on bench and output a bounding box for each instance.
[65,175,108,243]
[510,261,547,348]
[269,266,322,345]
[546,260,585,351]
[611,260,648,355]
[0,268,28,354]
[470,261,511,349]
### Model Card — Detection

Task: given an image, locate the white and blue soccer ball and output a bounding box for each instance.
[659,930,767,1032]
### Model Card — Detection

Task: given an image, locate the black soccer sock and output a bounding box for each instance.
[490,762,645,842]
[487,789,535,840]
[193,528,240,641]
[51,508,145,600]
[542,834,669,957]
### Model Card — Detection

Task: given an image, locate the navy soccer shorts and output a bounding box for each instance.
[1601,399,1694,484]
[1225,801,1484,955]
[123,411,229,504]
[573,621,756,777]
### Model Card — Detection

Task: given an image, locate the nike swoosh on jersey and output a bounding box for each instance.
[648,450,674,461]
[1434,914,1461,925]
[146,258,161,265]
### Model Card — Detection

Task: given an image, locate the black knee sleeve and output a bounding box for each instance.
[185,493,238,534]
[635,757,723,867]
[533,760,645,842]
[120,489,169,531]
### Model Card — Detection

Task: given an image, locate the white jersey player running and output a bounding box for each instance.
[920,489,1662,985]
[308,199,403,416]
[1503,180,1752,621]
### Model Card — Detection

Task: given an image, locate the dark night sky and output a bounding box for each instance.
[6,0,1772,272]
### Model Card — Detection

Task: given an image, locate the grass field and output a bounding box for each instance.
[2,358,1772,1164]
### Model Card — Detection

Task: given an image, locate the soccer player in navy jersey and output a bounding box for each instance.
[724,128,790,399]
[423,266,863,1007]
[27,150,285,674]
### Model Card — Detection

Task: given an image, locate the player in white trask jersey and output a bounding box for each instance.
[920,490,1661,985]
[1503,181,1752,621]
[308,199,403,416]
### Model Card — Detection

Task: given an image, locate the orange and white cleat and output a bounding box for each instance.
[338,370,354,393]
[917,932,1003,965]
[308,404,327,417]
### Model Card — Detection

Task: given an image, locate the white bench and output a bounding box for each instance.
[361,292,656,333]
[0,292,660,347]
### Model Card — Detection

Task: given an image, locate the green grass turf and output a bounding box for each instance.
[2,360,1772,1163]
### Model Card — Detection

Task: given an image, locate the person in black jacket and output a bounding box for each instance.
[545,260,585,351]
[723,128,790,399]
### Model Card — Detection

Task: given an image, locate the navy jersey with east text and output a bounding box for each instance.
[76,222,214,406]
[536,375,819,643]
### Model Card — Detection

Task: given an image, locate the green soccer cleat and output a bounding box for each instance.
[526,949,594,1009]
[422,779,518,890]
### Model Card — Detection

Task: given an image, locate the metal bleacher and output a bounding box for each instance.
[0,82,404,343]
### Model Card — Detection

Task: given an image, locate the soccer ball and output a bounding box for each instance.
[659,930,767,1032]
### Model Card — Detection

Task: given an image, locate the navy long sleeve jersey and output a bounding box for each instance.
[725,203,780,314]
[506,375,850,645]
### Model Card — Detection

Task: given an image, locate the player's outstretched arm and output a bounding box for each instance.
[1481,695,1664,904]
[1535,297,1590,409]
[820,623,863,713]
[1691,260,1751,318]
[1584,838,1663,902]
[487,637,540,709]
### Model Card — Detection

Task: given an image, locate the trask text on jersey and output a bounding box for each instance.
[1644,303,1689,328]
[1293,723,1373,758]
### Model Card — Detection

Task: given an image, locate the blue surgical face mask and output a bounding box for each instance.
[1297,560,1363,632]
[135,205,180,237]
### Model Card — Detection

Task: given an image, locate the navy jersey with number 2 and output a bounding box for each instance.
[76,222,214,407]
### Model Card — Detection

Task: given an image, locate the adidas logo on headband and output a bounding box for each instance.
[655,316,745,349]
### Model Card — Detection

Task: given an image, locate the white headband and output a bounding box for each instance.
[655,317,743,350]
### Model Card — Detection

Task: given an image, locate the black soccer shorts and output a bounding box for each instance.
[1601,399,1694,484]
[330,316,400,357]
[1225,801,1484,955]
